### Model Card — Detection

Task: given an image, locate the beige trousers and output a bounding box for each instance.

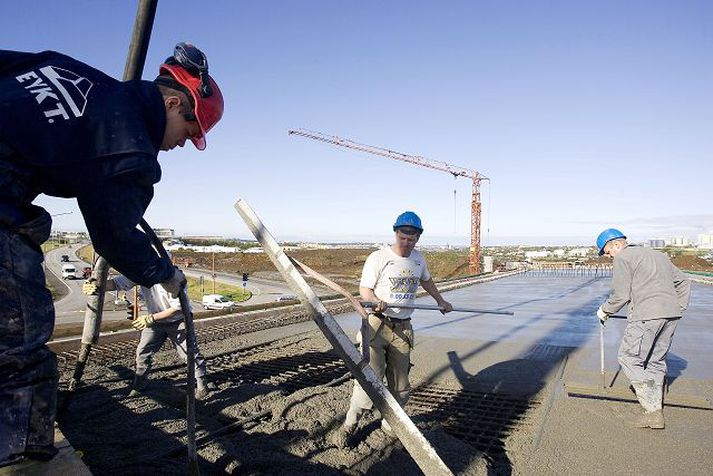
[348,313,414,410]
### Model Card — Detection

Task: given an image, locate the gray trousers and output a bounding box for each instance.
[135,320,206,379]
[349,313,414,411]
[618,318,679,386]
[0,210,57,463]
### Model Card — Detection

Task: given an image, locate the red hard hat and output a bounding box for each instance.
[159,62,224,150]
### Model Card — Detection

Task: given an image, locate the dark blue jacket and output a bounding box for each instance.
[0,50,173,286]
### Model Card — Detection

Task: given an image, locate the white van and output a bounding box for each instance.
[275,293,298,302]
[202,294,236,310]
[61,264,79,280]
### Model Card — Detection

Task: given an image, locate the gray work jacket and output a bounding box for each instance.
[602,245,690,321]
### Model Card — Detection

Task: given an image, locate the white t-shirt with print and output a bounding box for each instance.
[112,275,188,322]
[359,246,431,320]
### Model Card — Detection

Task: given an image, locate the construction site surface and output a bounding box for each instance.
[45,272,713,475]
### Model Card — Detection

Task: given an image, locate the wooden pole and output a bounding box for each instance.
[234,199,453,476]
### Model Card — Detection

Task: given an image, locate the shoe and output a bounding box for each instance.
[22,445,58,462]
[129,374,148,397]
[195,379,216,400]
[132,374,148,390]
[331,422,356,448]
[628,409,665,429]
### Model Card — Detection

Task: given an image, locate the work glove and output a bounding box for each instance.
[160,267,186,297]
[82,278,98,295]
[132,314,156,331]
[597,305,609,323]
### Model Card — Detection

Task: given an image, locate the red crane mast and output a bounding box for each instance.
[288,128,489,274]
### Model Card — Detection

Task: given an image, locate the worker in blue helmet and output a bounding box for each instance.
[595,228,690,429]
[335,211,452,444]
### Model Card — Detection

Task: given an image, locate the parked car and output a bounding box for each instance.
[275,293,298,302]
[61,264,80,280]
[202,294,236,310]
[60,255,70,262]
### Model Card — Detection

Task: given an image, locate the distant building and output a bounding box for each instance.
[153,228,175,239]
[697,234,713,249]
[649,239,666,248]
[669,236,689,247]
[568,248,592,257]
[525,250,549,260]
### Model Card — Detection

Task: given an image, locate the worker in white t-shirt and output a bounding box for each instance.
[340,211,453,440]
[83,273,214,399]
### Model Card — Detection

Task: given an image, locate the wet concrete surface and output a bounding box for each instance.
[337,274,713,381]
[56,273,713,475]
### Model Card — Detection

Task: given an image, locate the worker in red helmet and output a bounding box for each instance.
[0,43,223,467]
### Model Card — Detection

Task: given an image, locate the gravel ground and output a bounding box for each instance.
[57,331,489,475]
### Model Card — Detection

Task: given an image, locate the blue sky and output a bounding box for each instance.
[2,1,711,246]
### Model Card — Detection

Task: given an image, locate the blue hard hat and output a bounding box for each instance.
[596,228,626,256]
[393,211,423,233]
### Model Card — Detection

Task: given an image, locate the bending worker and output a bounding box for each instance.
[0,43,223,467]
[596,228,690,429]
[341,211,453,438]
[83,271,213,399]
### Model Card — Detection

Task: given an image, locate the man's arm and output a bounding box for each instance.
[601,257,631,315]
[76,161,174,288]
[360,286,387,313]
[672,265,691,311]
[420,278,453,314]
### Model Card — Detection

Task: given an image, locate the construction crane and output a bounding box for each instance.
[288,128,490,274]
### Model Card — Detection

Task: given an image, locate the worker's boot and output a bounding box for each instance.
[195,378,216,400]
[629,380,665,429]
[332,408,362,447]
[129,373,148,397]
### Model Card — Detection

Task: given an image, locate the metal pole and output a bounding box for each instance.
[139,219,199,475]
[67,256,110,393]
[234,199,453,476]
[123,0,158,80]
[361,301,515,316]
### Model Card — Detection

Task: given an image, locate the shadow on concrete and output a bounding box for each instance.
[414,276,612,475]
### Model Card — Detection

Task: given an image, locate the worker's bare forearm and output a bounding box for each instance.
[421,279,446,305]
[359,286,378,302]
[153,307,181,321]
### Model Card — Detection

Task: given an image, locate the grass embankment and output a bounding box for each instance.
[174,248,473,282]
[186,276,251,302]
[77,244,95,264]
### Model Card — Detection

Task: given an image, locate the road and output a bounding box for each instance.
[46,244,96,323]
[47,246,312,324]
[183,267,331,305]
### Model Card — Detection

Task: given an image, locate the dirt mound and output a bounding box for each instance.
[176,248,473,283]
[672,254,713,272]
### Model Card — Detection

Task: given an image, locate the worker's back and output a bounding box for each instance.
[0,49,164,225]
[614,245,688,320]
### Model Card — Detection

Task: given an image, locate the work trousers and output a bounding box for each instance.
[349,313,414,411]
[135,320,206,379]
[0,210,57,464]
[618,318,679,386]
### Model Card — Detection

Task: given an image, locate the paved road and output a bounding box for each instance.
[47,247,317,324]
[46,244,94,323]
